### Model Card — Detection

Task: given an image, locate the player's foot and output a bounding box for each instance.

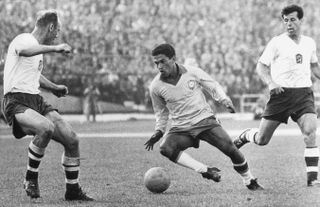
[308,179,320,187]
[24,179,40,198]
[246,178,264,191]
[233,129,250,149]
[201,167,221,182]
[65,186,94,201]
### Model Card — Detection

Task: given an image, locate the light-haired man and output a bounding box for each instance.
[1,10,93,201]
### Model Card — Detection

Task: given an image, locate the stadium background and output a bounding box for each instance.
[1,0,320,114]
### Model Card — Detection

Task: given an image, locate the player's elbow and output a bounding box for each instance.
[17,49,34,57]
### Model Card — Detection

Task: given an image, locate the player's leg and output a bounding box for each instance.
[45,111,93,201]
[297,113,320,186]
[159,133,221,182]
[15,109,55,198]
[199,126,263,190]
[234,118,281,148]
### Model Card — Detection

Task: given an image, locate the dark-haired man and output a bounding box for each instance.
[144,43,263,190]
[1,10,93,201]
[234,4,320,186]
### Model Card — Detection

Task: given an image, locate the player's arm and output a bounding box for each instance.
[196,68,235,113]
[40,75,68,97]
[311,62,320,80]
[17,43,72,57]
[257,62,284,94]
[144,87,168,150]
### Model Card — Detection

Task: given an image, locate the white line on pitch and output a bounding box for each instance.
[0,129,316,139]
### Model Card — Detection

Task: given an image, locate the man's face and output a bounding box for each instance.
[153,54,175,78]
[282,11,302,36]
[44,21,60,45]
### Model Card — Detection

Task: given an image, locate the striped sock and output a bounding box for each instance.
[304,147,319,184]
[61,153,80,189]
[233,160,254,185]
[26,142,45,180]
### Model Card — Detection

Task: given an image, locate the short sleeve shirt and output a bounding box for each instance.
[3,33,43,95]
[259,33,318,88]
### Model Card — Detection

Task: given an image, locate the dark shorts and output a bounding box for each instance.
[164,116,221,149]
[1,92,56,138]
[262,87,316,123]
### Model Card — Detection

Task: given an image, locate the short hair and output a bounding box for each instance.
[281,4,304,19]
[151,43,176,59]
[35,10,59,28]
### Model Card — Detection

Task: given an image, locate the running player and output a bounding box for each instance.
[144,43,263,190]
[233,4,320,187]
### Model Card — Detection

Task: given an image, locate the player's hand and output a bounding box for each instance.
[144,130,163,151]
[52,85,68,97]
[55,43,72,54]
[269,81,284,95]
[270,86,285,95]
[220,98,236,113]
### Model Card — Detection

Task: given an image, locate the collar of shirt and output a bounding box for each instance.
[159,63,187,83]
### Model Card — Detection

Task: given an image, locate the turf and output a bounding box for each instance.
[1,119,320,207]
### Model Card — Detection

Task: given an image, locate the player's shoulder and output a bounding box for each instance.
[11,33,36,45]
[301,35,316,45]
[13,33,34,41]
[182,64,203,74]
[149,74,161,90]
[269,33,286,43]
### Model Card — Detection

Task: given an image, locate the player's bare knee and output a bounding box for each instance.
[304,134,317,147]
[254,134,269,146]
[159,144,171,158]
[37,120,55,139]
[160,144,179,162]
[65,132,79,151]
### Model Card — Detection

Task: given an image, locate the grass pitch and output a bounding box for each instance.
[1,119,320,207]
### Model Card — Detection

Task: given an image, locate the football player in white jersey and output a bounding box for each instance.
[234,4,320,187]
[144,43,263,190]
[1,10,93,201]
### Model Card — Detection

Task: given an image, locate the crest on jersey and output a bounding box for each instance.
[188,80,196,90]
[296,54,303,64]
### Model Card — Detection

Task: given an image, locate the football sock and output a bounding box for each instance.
[304,147,319,183]
[176,151,208,173]
[26,141,45,180]
[61,153,80,189]
[233,160,254,185]
[245,128,259,143]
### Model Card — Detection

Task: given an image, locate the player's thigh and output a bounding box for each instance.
[45,110,78,145]
[15,108,54,135]
[198,126,233,151]
[297,113,317,137]
[160,133,195,151]
[257,118,281,143]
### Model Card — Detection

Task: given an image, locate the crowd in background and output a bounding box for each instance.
[1,0,320,107]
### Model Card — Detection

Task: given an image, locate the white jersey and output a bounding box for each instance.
[259,33,318,89]
[149,64,228,133]
[3,33,43,95]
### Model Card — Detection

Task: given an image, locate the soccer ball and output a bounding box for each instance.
[143,167,170,193]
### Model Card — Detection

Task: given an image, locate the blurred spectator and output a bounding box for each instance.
[83,80,101,122]
[1,0,320,105]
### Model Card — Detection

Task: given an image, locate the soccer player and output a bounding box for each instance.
[233,4,320,186]
[144,43,263,190]
[1,10,93,201]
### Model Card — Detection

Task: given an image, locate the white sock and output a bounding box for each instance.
[176,152,208,173]
[240,170,254,185]
[246,128,259,143]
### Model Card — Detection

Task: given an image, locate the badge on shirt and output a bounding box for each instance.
[188,80,196,90]
[296,54,303,64]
